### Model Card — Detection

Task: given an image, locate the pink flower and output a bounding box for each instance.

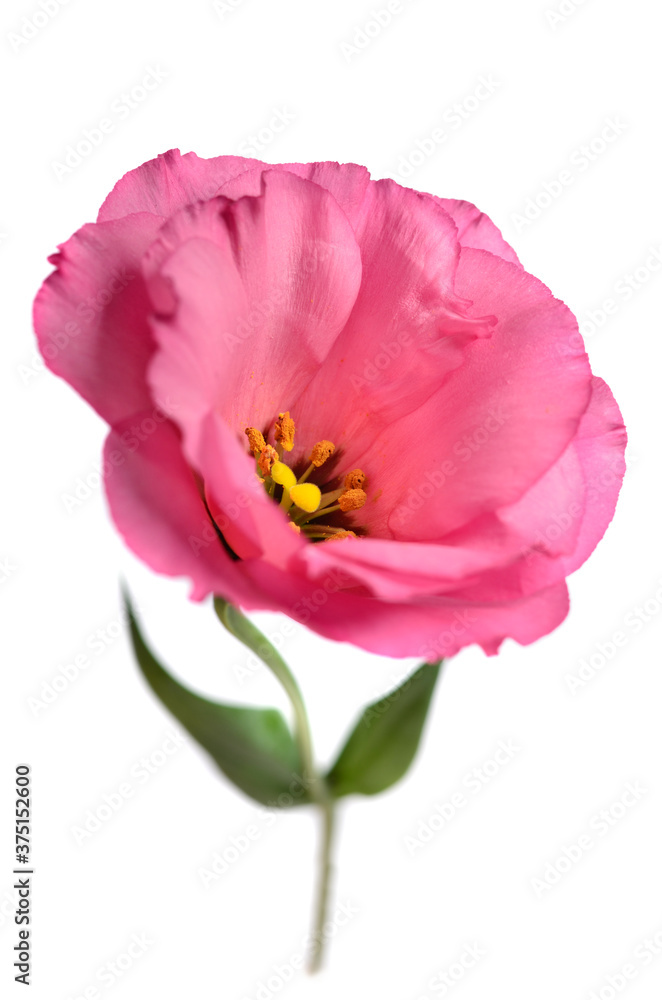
[34,150,626,660]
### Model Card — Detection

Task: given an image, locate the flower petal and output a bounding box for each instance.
[217,160,372,228]
[559,376,627,574]
[298,535,518,602]
[97,148,266,222]
[239,557,571,658]
[397,376,626,603]
[347,248,593,540]
[34,214,165,427]
[431,197,522,266]
[143,168,362,447]
[103,414,269,605]
[194,410,304,566]
[287,180,495,464]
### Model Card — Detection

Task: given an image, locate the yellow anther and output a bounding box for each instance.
[257,445,278,476]
[245,426,266,456]
[338,488,367,512]
[310,440,335,468]
[274,411,295,452]
[343,468,366,490]
[288,522,301,534]
[289,483,321,513]
[271,461,296,489]
[324,530,356,542]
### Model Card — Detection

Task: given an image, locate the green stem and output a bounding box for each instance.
[308,790,336,974]
[213,598,316,787]
[213,598,340,971]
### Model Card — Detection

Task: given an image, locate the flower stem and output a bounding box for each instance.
[308,789,336,974]
[213,598,339,972]
[213,598,315,784]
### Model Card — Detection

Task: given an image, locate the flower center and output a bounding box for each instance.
[245,411,367,542]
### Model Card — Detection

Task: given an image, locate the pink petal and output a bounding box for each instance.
[496,440,586,559]
[97,148,266,223]
[286,179,495,467]
[298,534,518,601]
[348,248,593,541]
[144,168,362,448]
[218,160,371,227]
[559,376,627,574]
[452,377,626,599]
[103,414,270,606]
[194,410,304,566]
[34,214,165,427]
[417,376,626,602]
[432,197,522,266]
[239,557,570,658]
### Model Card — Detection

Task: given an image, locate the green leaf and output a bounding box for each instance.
[326,661,443,798]
[124,593,310,808]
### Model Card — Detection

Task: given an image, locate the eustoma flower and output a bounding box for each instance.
[35,150,627,973]
[35,149,626,661]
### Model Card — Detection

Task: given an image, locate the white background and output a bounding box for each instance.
[2,0,661,997]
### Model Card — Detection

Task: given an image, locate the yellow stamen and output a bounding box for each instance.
[289,483,321,513]
[245,410,370,538]
[338,488,367,512]
[297,488,367,524]
[310,440,335,467]
[257,445,278,476]
[271,461,296,490]
[343,468,366,490]
[245,426,266,456]
[274,411,295,452]
[298,440,336,484]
